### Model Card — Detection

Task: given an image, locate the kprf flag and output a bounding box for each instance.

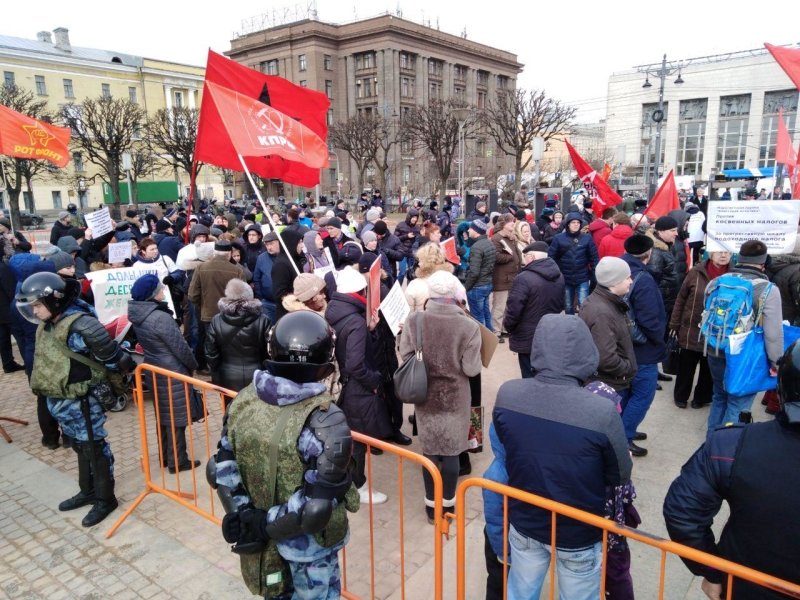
[765,43,800,90]
[565,141,622,212]
[196,50,330,186]
[642,170,680,220]
[204,82,328,169]
[776,108,797,168]
[0,104,71,167]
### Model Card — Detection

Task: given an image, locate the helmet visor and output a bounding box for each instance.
[15,299,45,324]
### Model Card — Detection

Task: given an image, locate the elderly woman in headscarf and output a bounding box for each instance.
[303,230,330,274]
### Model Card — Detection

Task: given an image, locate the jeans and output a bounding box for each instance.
[564,281,590,315]
[507,524,602,600]
[518,353,535,379]
[706,353,756,431]
[260,299,276,324]
[467,283,494,331]
[620,362,658,442]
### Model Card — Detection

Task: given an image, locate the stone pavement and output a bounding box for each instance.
[0,334,766,599]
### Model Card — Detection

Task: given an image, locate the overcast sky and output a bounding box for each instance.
[4,0,798,121]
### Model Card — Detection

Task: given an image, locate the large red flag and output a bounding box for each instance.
[0,104,71,167]
[642,169,680,220]
[776,107,797,167]
[196,50,331,186]
[205,82,328,169]
[565,141,622,212]
[765,43,800,90]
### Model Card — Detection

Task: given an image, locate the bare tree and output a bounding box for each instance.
[61,96,146,219]
[373,117,403,196]
[145,106,203,209]
[0,84,57,229]
[482,89,576,188]
[328,115,380,193]
[126,143,159,205]
[402,100,477,201]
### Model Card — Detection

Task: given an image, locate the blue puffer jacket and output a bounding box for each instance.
[621,254,667,364]
[482,423,509,560]
[547,218,599,286]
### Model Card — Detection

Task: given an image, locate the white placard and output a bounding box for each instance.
[83,207,113,237]
[108,241,132,265]
[379,281,411,336]
[86,266,175,325]
[706,200,800,254]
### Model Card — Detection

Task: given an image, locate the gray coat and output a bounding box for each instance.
[128,300,198,427]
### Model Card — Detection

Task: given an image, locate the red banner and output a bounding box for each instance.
[777,107,798,167]
[440,236,460,265]
[565,141,622,212]
[765,43,800,90]
[366,256,382,323]
[0,104,71,167]
[642,169,680,220]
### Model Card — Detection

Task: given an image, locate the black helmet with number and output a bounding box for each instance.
[265,311,335,383]
[777,340,800,424]
[15,272,80,323]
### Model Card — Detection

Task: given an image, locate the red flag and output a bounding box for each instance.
[205,82,328,168]
[0,104,71,167]
[440,236,459,265]
[642,169,680,220]
[765,43,800,90]
[565,141,622,212]
[776,107,797,167]
[196,50,331,186]
[600,163,612,182]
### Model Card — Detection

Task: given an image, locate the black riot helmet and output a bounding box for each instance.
[67,203,78,213]
[15,272,80,323]
[265,311,336,383]
[777,340,800,424]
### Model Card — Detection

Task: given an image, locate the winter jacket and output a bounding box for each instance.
[0,261,15,324]
[491,230,522,292]
[767,255,800,325]
[271,229,306,322]
[621,254,667,364]
[493,314,632,549]
[205,296,270,392]
[325,292,392,439]
[588,219,611,248]
[669,260,723,353]
[395,210,421,250]
[187,256,247,322]
[49,220,73,246]
[482,423,509,559]
[547,230,599,286]
[541,222,561,245]
[646,230,679,313]
[580,286,638,390]
[155,233,184,263]
[503,257,564,354]
[252,251,276,302]
[598,225,633,259]
[468,208,489,222]
[668,209,691,286]
[378,232,408,274]
[128,300,197,427]
[243,241,264,273]
[464,236,495,290]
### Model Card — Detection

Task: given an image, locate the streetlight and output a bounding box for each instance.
[641,127,652,194]
[639,54,685,198]
[452,106,472,202]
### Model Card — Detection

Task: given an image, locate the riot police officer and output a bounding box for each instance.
[16,272,132,527]
[209,311,359,599]
[663,340,800,599]
[66,202,84,228]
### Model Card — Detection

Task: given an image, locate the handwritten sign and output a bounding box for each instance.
[108,241,131,265]
[86,266,174,324]
[379,281,411,336]
[83,207,113,237]
[706,200,800,254]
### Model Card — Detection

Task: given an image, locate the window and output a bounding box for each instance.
[298,54,307,71]
[174,91,183,108]
[51,191,62,209]
[101,83,111,98]
[324,54,333,70]
[716,94,751,170]
[73,152,84,172]
[477,91,487,109]
[261,59,279,75]
[759,90,798,167]
[327,109,334,126]
[355,52,376,70]
[128,86,138,103]
[497,75,509,90]
[477,71,489,87]
[401,76,415,98]
[357,78,374,98]
[35,75,46,95]
[3,71,14,87]
[428,60,443,77]
[403,165,411,184]
[23,191,33,212]
[325,80,333,99]
[429,81,442,100]
[676,98,708,176]
[64,105,83,134]
[329,168,337,185]
[299,80,307,88]
[453,85,465,102]
[477,139,487,157]
[63,78,74,98]
[400,52,415,70]
[454,65,467,81]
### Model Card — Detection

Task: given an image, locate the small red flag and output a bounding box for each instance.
[776,107,797,167]
[0,104,71,167]
[366,256,382,323]
[765,43,800,90]
[440,237,460,265]
[565,141,622,212]
[642,170,680,220]
[600,163,612,182]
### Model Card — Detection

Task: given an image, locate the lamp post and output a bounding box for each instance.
[452,107,472,202]
[641,127,652,194]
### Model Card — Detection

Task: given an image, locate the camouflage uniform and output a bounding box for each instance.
[217,371,359,599]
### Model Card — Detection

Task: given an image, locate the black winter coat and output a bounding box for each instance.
[49,220,73,246]
[394,210,421,250]
[325,293,392,439]
[205,297,270,392]
[128,300,198,427]
[271,229,306,322]
[464,236,496,290]
[503,257,565,354]
[646,230,679,313]
[0,261,15,324]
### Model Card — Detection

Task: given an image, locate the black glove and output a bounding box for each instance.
[162,274,175,286]
[222,508,269,554]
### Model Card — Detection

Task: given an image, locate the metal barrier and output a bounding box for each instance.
[109,363,446,600]
[454,478,800,600]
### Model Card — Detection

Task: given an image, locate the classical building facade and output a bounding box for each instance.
[0,28,227,214]
[227,14,523,199]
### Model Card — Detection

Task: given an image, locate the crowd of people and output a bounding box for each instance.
[3,186,800,599]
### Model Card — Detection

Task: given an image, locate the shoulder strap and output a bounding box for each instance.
[415,312,424,353]
[753,282,774,327]
[265,405,296,508]
[54,342,107,375]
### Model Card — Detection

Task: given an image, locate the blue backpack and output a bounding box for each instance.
[699,274,754,351]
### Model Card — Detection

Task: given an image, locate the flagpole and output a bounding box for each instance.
[186,158,197,244]
[237,153,301,276]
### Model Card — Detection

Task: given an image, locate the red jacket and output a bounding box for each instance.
[588,220,611,248]
[598,225,633,259]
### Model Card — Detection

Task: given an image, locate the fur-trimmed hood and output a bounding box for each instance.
[217,296,263,323]
[281,293,327,316]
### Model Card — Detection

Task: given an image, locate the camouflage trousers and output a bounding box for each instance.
[267,552,341,600]
[47,395,114,476]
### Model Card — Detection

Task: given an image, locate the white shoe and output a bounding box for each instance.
[358,484,388,505]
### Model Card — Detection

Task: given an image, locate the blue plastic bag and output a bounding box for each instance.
[724,326,776,396]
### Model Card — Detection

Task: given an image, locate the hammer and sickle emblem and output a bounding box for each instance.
[22,125,55,147]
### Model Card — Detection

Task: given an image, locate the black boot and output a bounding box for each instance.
[59,446,96,511]
[82,441,118,527]
[458,451,472,476]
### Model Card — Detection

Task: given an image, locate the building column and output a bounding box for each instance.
[444,62,453,101]
[188,88,196,109]
[417,56,428,105]
[345,55,356,117]
[466,68,476,106]
[164,85,173,111]
[377,49,386,110]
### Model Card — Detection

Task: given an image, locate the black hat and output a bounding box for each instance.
[654,215,678,231]
[624,234,654,255]
[522,241,549,254]
[358,252,379,274]
[263,231,279,242]
[327,217,343,229]
[738,240,768,265]
[125,209,138,218]
[515,209,527,221]
[214,240,232,252]
[372,221,388,236]
[634,198,648,208]
[156,220,172,233]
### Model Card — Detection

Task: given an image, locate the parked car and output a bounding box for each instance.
[0,209,44,229]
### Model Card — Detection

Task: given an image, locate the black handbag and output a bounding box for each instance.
[189,387,207,423]
[662,334,680,376]
[393,313,428,405]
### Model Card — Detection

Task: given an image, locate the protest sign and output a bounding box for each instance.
[366,255,381,324]
[379,281,411,336]
[706,200,800,254]
[86,266,174,324]
[440,237,459,265]
[83,207,113,237]
[108,241,132,265]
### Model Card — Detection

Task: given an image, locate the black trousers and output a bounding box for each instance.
[484,527,505,600]
[195,320,209,370]
[37,394,60,444]
[422,454,459,505]
[674,348,712,405]
[352,442,367,489]
[384,380,403,434]
[159,425,189,469]
[0,323,17,369]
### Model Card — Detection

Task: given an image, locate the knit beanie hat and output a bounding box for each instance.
[427,270,462,299]
[49,251,75,272]
[358,252,379,274]
[361,230,377,245]
[595,257,631,288]
[372,221,388,236]
[293,273,326,302]
[56,236,80,255]
[131,273,163,301]
[470,219,488,235]
[738,240,768,265]
[336,266,368,294]
[654,215,678,231]
[366,208,381,223]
